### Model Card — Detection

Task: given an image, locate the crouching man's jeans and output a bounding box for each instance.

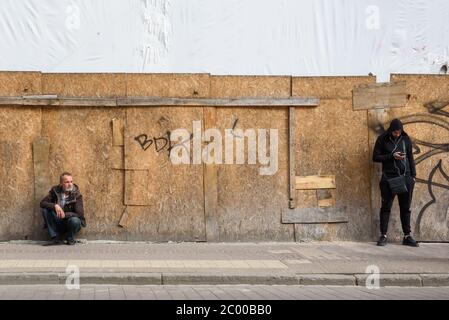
[41,208,81,241]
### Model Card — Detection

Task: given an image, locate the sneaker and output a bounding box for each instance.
[43,237,64,246]
[377,235,388,246]
[403,235,419,247]
[66,238,76,245]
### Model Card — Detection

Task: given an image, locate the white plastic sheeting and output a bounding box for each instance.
[1,0,448,81]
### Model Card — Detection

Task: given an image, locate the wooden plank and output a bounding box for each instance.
[0,96,320,107]
[353,81,407,110]
[317,189,336,207]
[295,175,336,190]
[282,207,348,224]
[32,137,51,202]
[368,108,390,239]
[124,170,150,206]
[118,97,320,107]
[118,206,130,228]
[289,106,296,209]
[203,107,219,242]
[111,118,124,146]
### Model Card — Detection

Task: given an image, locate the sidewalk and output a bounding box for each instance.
[0,241,448,287]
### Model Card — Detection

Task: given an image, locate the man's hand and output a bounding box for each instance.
[393,152,405,160]
[54,204,65,219]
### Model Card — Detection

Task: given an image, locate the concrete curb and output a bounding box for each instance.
[1,273,449,286]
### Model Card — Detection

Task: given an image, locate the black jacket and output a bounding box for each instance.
[373,131,416,178]
[40,184,86,227]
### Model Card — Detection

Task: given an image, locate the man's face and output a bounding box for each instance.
[392,130,402,138]
[61,175,73,192]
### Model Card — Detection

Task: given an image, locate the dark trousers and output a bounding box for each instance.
[379,175,415,235]
[41,208,81,240]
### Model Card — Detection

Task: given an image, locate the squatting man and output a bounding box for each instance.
[40,172,86,245]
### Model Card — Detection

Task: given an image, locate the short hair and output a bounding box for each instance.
[60,172,73,183]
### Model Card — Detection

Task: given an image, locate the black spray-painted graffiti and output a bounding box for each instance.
[372,100,449,237]
[134,131,193,156]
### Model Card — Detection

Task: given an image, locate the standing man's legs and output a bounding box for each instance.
[398,176,418,246]
[379,178,395,236]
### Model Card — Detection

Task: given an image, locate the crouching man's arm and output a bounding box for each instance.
[64,194,84,221]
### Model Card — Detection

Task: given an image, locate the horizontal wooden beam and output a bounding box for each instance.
[0,96,320,108]
[295,175,336,190]
[282,207,348,224]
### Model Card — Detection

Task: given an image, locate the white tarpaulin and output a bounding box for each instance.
[1,0,448,81]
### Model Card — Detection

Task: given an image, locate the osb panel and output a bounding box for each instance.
[391,74,449,102]
[0,72,41,96]
[215,107,294,241]
[41,73,126,97]
[369,78,449,241]
[40,107,128,240]
[124,170,150,206]
[0,107,41,240]
[210,76,291,98]
[123,107,205,241]
[295,99,372,241]
[126,73,210,98]
[292,76,376,99]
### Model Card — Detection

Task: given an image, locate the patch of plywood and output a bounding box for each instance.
[126,73,210,98]
[210,76,291,98]
[293,76,375,99]
[353,81,406,110]
[0,72,41,96]
[295,175,336,190]
[41,73,126,97]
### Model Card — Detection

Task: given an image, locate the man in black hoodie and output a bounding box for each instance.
[373,119,419,247]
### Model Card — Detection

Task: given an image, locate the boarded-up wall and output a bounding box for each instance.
[0,72,448,242]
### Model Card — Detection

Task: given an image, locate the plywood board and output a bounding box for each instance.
[42,73,126,97]
[33,137,50,202]
[293,97,372,241]
[126,73,210,98]
[353,81,407,110]
[293,76,375,99]
[0,72,41,96]
[123,106,206,241]
[0,107,42,240]
[282,207,348,224]
[124,170,150,206]
[203,107,219,241]
[111,118,124,146]
[317,189,336,207]
[295,175,336,190]
[210,76,291,98]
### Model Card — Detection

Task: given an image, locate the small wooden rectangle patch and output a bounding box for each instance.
[295,175,336,190]
[353,81,406,110]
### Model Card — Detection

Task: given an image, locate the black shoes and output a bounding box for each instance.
[377,235,419,247]
[43,237,64,246]
[377,235,388,246]
[403,235,419,247]
[66,238,76,245]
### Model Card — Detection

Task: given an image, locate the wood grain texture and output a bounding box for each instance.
[353,81,406,110]
[295,175,336,190]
